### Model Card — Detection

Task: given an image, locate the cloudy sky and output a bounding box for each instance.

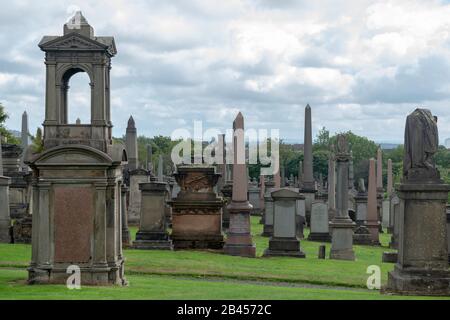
[1,0,450,145]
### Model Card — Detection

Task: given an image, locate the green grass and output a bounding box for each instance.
[0,217,443,300]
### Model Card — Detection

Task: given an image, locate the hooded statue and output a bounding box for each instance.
[403,108,440,182]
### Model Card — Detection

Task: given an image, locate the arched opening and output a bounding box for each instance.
[62,69,91,124]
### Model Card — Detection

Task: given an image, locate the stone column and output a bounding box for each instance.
[133,181,172,250]
[376,147,383,192]
[366,159,380,245]
[387,159,393,197]
[121,184,131,247]
[273,166,281,189]
[349,151,355,190]
[0,135,11,243]
[261,181,275,236]
[224,112,256,257]
[297,160,303,188]
[126,116,138,171]
[20,111,29,172]
[157,154,164,182]
[386,108,450,296]
[280,165,285,187]
[146,144,153,173]
[328,150,336,220]
[329,134,355,260]
[217,134,226,192]
[263,189,305,258]
[301,105,316,224]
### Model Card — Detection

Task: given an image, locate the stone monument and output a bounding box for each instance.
[329,134,355,260]
[263,188,305,258]
[170,164,224,249]
[301,105,316,224]
[26,12,127,285]
[133,181,173,250]
[224,112,256,257]
[308,201,330,242]
[385,108,450,296]
[366,158,381,245]
[0,135,11,243]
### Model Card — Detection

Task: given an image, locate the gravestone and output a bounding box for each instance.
[329,134,355,261]
[301,105,316,224]
[296,194,306,238]
[0,135,12,243]
[382,199,390,228]
[385,108,450,296]
[389,194,400,249]
[327,150,336,220]
[224,112,256,257]
[262,184,275,237]
[366,158,381,245]
[26,12,127,285]
[263,188,305,258]
[133,181,173,250]
[170,165,224,249]
[128,168,151,225]
[259,174,265,217]
[248,178,261,215]
[125,116,138,171]
[308,201,330,242]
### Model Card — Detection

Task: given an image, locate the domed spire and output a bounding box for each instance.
[64,11,94,38]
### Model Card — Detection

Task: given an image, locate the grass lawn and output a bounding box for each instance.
[0,217,446,300]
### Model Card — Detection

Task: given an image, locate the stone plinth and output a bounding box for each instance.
[170,165,224,250]
[133,182,172,250]
[127,168,151,225]
[308,201,331,242]
[263,189,305,258]
[354,193,368,226]
[0,176,12,243]
[26,145,127,286]
[386,183,450,295]
[224,200,256,258]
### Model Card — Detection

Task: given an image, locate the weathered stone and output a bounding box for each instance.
[308,201,331,242]
[170,165,224,250]
[330,134,355,261]
[133,182,172,250]
[127,168,151,225]
[263,188,305,258]
[126,116,138,171]
[27,13,126,286]
[301,105,316,224]
[366,158,381,245]
[224,112,256,258]
[385,108,450,296]
[121,184,131,247]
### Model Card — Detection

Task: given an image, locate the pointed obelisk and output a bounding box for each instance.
[0,134,11,243]
[301,104,316,224]
[376,147,383,192]
[366,158,380,245]
[329,134,355,260]
[224,112,256,257]
[126,116,138,171]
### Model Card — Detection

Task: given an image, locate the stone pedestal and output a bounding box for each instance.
[354,193,368,226]
[248,184,261,216]
[382,199,390,229]
[170,165,224,250]
[260,180,274,225]
[296,195,306,238]
[127,169,151,225]
[0,176,12,243]
[263,189,305,258]
[301,190,315,225]
[353,225,372,245]
[224,201,256,258]
[389,194,400,248]
[386,183,450,295]
[308,201,331,242]
[133,182,172,250]
[330,217,355,260]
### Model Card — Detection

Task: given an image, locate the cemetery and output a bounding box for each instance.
[1,8,450,302]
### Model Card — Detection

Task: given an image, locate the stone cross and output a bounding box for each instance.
[330,134,355,260]
[302,104,314,191]
[126,116,138,171]
[366,158,380,245]
[224,112,256,257]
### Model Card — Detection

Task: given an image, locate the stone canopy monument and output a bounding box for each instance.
[25,12,127,285]
[385,108,450,296]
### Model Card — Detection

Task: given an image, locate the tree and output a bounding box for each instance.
[0,103,20,144]
[30,127,44,153]
[313,126,330,151]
